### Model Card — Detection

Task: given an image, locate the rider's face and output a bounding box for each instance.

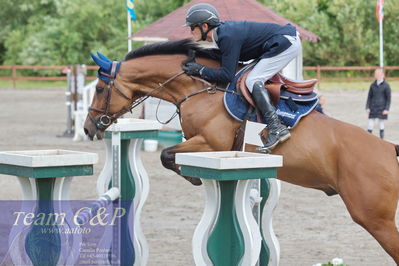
[190,25,202,42]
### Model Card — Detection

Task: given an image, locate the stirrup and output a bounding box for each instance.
[257,146,271,154]
[257,131,291,153]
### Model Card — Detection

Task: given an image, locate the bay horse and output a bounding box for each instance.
[84,39,399,263]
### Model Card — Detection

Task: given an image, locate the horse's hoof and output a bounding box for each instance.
[183,176,202,186]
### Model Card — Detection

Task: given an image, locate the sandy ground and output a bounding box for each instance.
[0,87,398,266]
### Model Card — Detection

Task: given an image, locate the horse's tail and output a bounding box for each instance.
[395,145,399,157]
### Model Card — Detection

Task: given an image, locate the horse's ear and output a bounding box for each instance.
[90,52,112,71]
[97,52,112,63]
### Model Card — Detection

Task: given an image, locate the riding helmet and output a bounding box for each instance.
[185,3,221,27]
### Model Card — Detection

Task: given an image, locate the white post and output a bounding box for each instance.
[127,0,132,52]
[379,17,384,67]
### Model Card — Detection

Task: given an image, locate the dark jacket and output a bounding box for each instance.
[366,80,391,119]
[201,21,296,84]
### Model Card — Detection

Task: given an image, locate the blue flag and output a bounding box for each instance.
[127,0,137,21]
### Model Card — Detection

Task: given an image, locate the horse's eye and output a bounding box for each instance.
[96,86,104,93]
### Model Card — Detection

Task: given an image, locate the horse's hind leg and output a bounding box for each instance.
[160,135,214,186]
[339,173,399,263]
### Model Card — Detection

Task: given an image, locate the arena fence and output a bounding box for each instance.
[1,65,399,88]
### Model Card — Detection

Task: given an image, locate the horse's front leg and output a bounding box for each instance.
[160,135,214,186]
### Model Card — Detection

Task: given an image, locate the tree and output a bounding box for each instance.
[0,0,191,65]
[260,0,399,66]
[1,0,398,66]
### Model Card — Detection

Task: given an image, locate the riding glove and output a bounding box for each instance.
[183,62,205,77]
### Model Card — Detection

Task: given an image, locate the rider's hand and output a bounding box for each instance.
[366,109,370,114]
[183,62,204,77]
[383,110,389,115]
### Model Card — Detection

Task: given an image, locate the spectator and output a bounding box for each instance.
[315,94,326,114]
[366,68,391,139]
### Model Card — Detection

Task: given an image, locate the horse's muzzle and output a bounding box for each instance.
[84,119,105,140]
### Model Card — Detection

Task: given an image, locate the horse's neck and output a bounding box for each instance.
[127,55,216,105]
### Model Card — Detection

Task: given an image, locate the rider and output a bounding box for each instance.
[182,3,302,150]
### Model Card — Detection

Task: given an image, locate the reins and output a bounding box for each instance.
[155,79,235,125]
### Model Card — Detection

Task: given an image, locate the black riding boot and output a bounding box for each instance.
[380,129,384,139]
[252,81,290,151]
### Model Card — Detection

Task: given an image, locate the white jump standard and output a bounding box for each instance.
[176,151,283,266]
[0,149,98,266]
[0,118,162,266]
[97,118,162,266]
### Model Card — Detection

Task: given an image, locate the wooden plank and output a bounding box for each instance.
[13,65,65,70]
[1,65,399,84]
[15,77,67,81]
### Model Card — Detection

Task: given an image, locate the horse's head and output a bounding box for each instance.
[84,40,224,140]
[84,52,136,140]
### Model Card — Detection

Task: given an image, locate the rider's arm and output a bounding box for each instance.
[366,85,373,109]
[384,82,391,111]
[201,36,242,84]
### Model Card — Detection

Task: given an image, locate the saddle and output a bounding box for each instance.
[227,68,319,151]
[237,71,318,107]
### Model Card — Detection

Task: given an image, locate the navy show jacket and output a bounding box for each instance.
[366,80,391,119]
[201,21,297,84]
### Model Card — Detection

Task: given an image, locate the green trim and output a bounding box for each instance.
[0,164,93,178]
[120,139,136,200]
[105,130,158,140]
[154,131,182,146]
[259,179,271,266]
[35,178,56,201]
[26,178,60,266]
[180,166,276,181]
[25,221,61,266]
[115,139,135,264]
[207,181,244,266]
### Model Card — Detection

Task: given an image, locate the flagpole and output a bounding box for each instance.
[127,0,132,52]
[379,16,383,67]
[377,0,384,67]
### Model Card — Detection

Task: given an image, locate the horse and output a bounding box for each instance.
[84,39,399,263]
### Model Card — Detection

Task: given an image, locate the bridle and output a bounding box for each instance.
[88,69,186,131]
[88,62,236,131]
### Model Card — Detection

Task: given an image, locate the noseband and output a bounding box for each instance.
[88,78,134,130]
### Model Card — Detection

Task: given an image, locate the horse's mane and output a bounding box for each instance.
[124,39,221,61]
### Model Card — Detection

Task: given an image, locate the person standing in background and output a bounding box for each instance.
[366,68,391,139]
[315,94,326,114]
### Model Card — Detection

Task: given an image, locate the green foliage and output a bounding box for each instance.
[321,263,348,266]
[260,0,399,66]
[0,0,398,67]
[1,0,129,65]
[0,0,192,65]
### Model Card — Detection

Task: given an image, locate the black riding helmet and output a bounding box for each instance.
[185,3,221,41]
